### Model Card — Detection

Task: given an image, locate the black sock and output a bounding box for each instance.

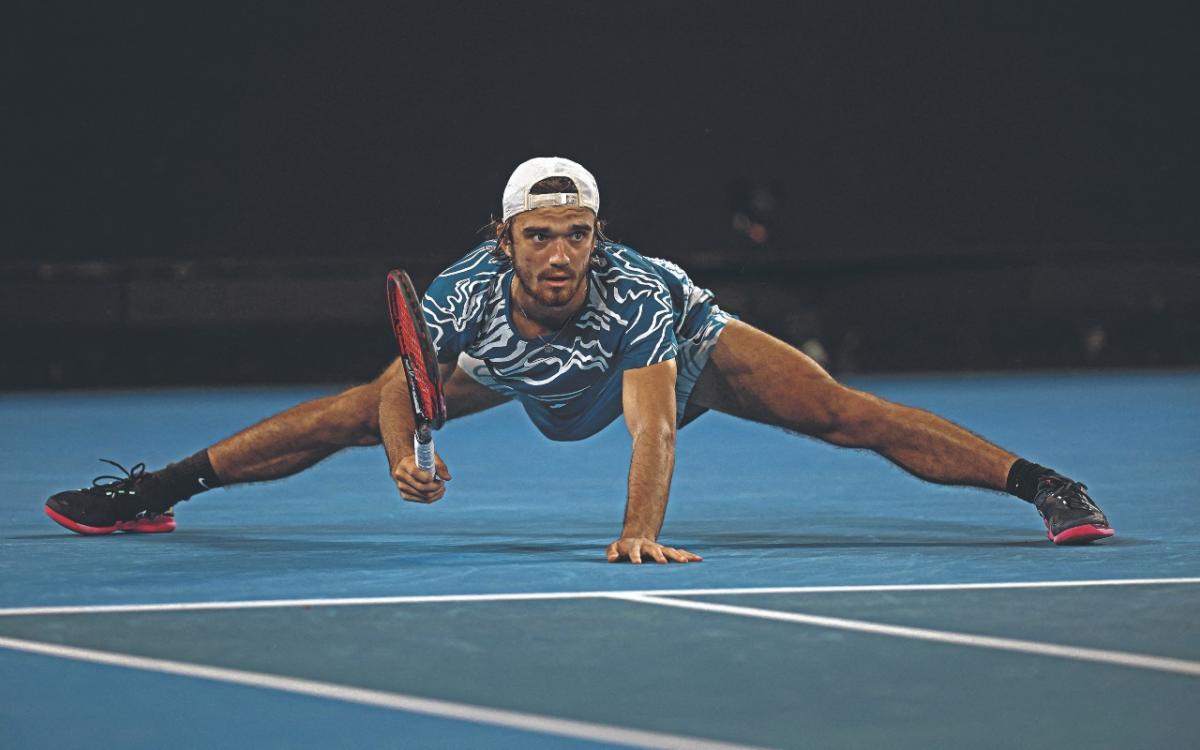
[149,449,223,507]
[1006,459,1057,503]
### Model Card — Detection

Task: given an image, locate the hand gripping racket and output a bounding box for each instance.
[386,269,447,479]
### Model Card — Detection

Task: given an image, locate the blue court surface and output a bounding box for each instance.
[2,371,1198,748]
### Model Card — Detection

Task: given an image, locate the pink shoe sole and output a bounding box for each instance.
[1048,523,1114,545]
[44,505,176,535]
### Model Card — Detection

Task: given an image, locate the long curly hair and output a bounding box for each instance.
[481,176,610,268]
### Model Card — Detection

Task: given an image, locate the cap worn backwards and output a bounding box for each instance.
[501,157,599,222]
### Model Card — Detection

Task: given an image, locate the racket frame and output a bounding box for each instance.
[386,269,446,478]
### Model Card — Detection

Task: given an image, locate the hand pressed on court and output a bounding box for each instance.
[391,453,451,503]
[606,537,702,564]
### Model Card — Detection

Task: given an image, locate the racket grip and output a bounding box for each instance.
[413,424,436,478]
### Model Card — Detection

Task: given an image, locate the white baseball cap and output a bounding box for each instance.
[501,157,599,222]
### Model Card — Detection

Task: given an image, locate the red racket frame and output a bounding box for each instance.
[386,269,446,475]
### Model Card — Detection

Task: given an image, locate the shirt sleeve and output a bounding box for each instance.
[421,246,496,364]
[619,279,679,370]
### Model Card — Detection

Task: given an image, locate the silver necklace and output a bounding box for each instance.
[517,300,576,353]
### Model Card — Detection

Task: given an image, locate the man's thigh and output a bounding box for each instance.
[687,319,843,433]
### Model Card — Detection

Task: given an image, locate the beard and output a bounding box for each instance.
[514,262,588,309]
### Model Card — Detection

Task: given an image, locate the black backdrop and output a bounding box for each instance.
[6,1,1198,386]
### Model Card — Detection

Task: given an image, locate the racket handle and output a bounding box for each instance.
[413,423,436,479]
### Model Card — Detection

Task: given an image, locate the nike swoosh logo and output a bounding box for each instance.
[198,477,210,489]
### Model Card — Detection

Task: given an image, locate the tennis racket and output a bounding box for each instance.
[386,269,447,479]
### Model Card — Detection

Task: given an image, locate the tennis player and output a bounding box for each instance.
[44,157,1114,560]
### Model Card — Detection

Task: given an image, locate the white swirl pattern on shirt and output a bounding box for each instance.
[421,241,733,440]
[421,242,677,402]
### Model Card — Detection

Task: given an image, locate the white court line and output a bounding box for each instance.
[0,577,1198,618]
[612,594,1200,678]
[0,635,766,750]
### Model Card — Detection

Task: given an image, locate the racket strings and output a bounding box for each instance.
[395,316,438,416]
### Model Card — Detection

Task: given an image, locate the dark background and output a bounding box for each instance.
[5,1,1198,387]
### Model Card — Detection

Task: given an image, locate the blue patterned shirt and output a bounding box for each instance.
[422,241,717,441]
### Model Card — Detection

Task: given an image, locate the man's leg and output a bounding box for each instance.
[210,360,508,483]
[689,320,1014,489]
[44,360,509,533]
[687,320,1113,542]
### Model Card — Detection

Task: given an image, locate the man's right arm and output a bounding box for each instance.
[380,362,453,503]
[387,246,498,501]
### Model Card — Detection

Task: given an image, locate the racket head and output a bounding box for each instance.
[386,269,447,430]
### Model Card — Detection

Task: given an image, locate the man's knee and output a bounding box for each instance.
[322,381,385,446]
[345,356,424,444]
[811,384,890,448]
[321,360,408,448]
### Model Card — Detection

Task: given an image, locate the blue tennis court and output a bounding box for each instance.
[2,370,1198,748]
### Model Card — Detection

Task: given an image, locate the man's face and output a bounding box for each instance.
[503,206,596,309]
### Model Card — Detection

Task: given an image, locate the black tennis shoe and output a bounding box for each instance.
[44,459,176,535]
[1033,475,1113,545]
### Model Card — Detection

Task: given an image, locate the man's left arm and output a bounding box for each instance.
[606,359,703,564]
